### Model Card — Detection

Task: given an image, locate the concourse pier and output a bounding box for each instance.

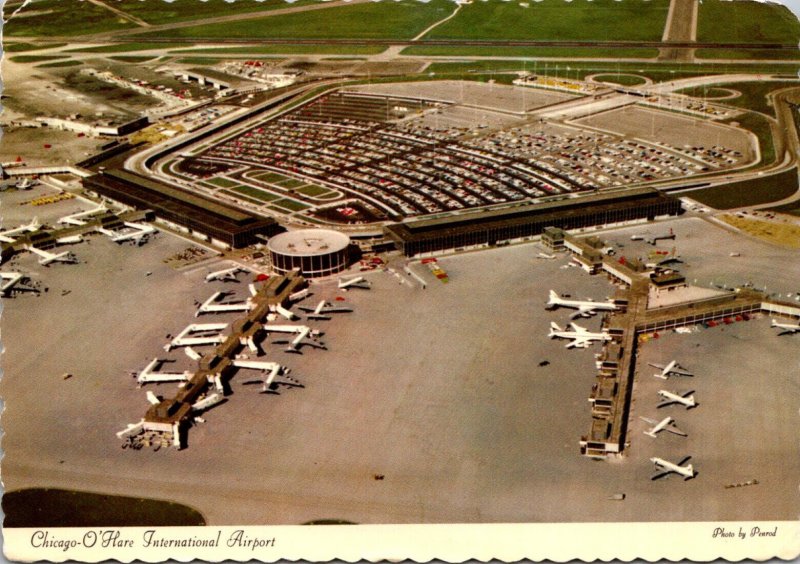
[118,271,307,450]
[556,230,798,458]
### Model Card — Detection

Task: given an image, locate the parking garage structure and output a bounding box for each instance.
[267,228,351,278]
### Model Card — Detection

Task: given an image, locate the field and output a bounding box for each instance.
[4,0,136,36]
[591,74,648,86]
[171,45,387,56]
[66,42,189,53]
[718,214,800,248]
[139,0,455,40]
[696,48,800,60]
[697,0,800,44]
[108,0,321,25]
[420,0,670,42]
[707,81,800,118]
[685,168,798,210]
[402,45,659,59]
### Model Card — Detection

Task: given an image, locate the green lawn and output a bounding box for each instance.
[675,86,736,99]
[589,74,648,86]
[723,112,776,166]
[297,184,334,198]
[171,44,386,56]
[176,57,223,66]
[696,48,800,61]
[713,81,800,118]
[67,42,189,53]
[403,45,659,59]
[272,198,310,211]
[113,0,321,25]
[422,0,669,42]
[697,0,800,44]
[277,178,307,189]
[5,0,137,36]
[9,54,69,63]
[4,42,67,52]
[138,0,455,40]
[231,185,280,202]
[207,177,241,188]
[252,171,292,184]
[37,60,84,68]
[686,168,797,210]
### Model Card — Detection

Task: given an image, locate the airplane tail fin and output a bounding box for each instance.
[771,319,779,327]
[549,321,562,334]
[548,290,559,304]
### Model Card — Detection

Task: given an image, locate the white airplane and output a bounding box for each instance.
[195,291,254,316]
[0,218,40,243]
[25,245,77,266]
[272,302,298,321]
[546,290,619,319]
[771,319,800,335]
[658,389,697,409]
[0,272,38,297]
[136,358,192,385]
[338,275,371,290]
[640,416,687,438]
[298,300,353,320]
[231,359,284,392]
[548,322,612,349]
[58,204,107,226]
[205,266,247,282]
[192,393,225,413]
[146,390,162,406]
[537,252,556,260]
[649,360,693,379]
[267,325,326,353]
[650,456,695,481]
[112,222,156,245]
[56,234,83,245]
[164,323,228,351]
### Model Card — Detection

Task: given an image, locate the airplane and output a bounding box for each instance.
[58,204,107,226]
[640,416,687,438]
[135,358,192,385]
[771,319,800,335]
[546,290,619,319]
[231,359,285,392]
[338,275,371,290]
[537,252,556,260]
[649,360,693,379]
[112,222,156,245]
[164,323,228,351]
[658,389,697,409]
[548,321,612,349]
[25,245,77,266]
[56,234,83,245]
[631,228,675,245]
[0,271,38,297]
[205,266,247,282]
[195,291,254,316]
[146,390,162,406]
[268,325,326,353]
[650,456,696,481]
[297,300,353,320]
[0,218,40,243]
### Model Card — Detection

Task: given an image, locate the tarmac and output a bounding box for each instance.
[1,214,798,525]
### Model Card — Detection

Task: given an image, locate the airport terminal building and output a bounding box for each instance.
[83,169,279,248]
[384,188,683,256]
[267,229,351,278]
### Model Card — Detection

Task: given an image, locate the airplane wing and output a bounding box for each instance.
[651,470,671,481]
[639,416,658,426]
[566,338,588,349]
[665,425,687,437]
[668,367,694,377]
[647,362,666,370]
[568,323,589,334]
